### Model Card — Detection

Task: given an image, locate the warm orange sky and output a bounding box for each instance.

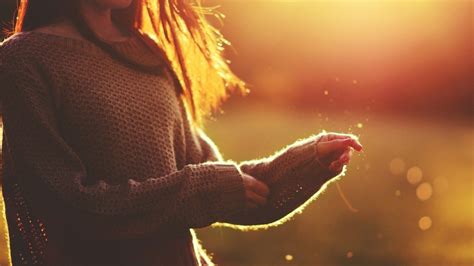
[208,0,472,115]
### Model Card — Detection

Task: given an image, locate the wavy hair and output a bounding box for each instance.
[11,0,246,126]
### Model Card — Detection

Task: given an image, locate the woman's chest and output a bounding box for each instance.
[48,56,183,135]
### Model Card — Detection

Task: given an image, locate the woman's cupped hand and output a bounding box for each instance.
[239,132,363,209]
[315,132,363,173]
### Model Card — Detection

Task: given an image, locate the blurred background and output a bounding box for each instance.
[1,0,473,265]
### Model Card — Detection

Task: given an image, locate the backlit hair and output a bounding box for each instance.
[12,0,247,126]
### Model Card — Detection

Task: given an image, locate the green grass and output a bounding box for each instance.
[1,106,472,265]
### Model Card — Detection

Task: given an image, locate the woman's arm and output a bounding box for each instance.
[0,58,249,239]
[196,128,346,229]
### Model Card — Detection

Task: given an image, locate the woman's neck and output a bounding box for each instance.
[79,1,130,42]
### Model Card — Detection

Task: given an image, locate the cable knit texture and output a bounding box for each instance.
[0,31,340,265]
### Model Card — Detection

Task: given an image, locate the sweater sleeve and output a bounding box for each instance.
[196,127,344,228]
[0,59,247,239]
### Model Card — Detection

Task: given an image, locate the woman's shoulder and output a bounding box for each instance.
[0,22,87,64]
[0,31,34,57]
[0,32,36,77]
[0,31,52,70]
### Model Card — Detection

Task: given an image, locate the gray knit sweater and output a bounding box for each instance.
[0,31,340,265]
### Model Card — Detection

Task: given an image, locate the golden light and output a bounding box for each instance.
[389,158,405,175]
[416,182,433,201]
[346,251,354,259]
[356,123,363,129]
[285,254,294,261]
[407,166,423,185]
[418,216,432,231]
[433,176,449,194]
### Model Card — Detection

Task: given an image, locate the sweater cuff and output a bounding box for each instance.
[210,163,247,221]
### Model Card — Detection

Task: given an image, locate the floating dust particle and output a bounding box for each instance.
[324,90,329,96]
[353,80,358,84]
[356,122,363,129]
[346,251,353,259]
[389,158,406,175]
[395,190,401,197]
[285,254,293,261]
[407,166,423,184]
[416,182,433,201]
[419,216,432,231]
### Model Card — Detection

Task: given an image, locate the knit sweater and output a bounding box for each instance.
[0,31,340,265]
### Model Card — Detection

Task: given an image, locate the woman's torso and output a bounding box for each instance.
[0,31,206,265]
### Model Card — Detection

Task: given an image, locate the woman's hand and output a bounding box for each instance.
[242,173,270,209]
[315,133,363,173]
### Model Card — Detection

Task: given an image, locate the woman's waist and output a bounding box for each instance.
[60,229,196,265]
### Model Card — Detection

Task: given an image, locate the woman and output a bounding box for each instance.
[0,0,363,265]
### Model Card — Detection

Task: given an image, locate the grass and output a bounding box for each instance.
[0,106,472,265]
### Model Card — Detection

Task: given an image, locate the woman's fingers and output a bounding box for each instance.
[326,132,357,141]
[247,190,268,206]
[329,148,353,171]
[329,161,344,172]
[318,138,362,157]
[241,173,270,209]
[247,175,270,197]
[339,147,354,163]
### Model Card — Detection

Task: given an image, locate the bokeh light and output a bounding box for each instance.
[347,251,354,259]
[418,216,432,231]
[0,0,472,265]
[416,182,433,201]
[407,166,423,185]
[389,158,406,175]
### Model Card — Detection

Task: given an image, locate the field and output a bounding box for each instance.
[195,106,473,266]
[0,106,472,265]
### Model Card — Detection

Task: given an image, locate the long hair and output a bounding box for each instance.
[11,0,247,126]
